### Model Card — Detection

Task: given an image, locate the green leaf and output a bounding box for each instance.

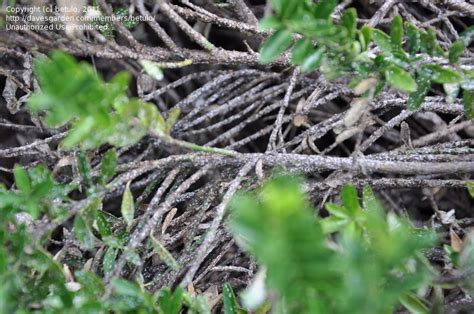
[463,89,474,119]
[325,203,350,218]
[223,283,240,314]
[259,29,293,64]
[75,270,105,295]
[103,247,118,275]
[405,22,420,54]
[449,40,465,64]
[313,0,337,20]
[13,165,31,194]
[460,25,474,46]
[359,26,372,51]
[157,287,184,314]
[390,16,403,49]
[150,234,180,271]
[291,39,314,65]
[121,181,135,226]
[258,16,283,31]
[443,83,460,103]
[321,216,348,234]
[111,278,143,298]
[385,65,417,92]
[341,184,359,215]
[139,60,164,81]
[100,148,117,184]
[271,0,299,18]
[165,108,181,135]
[77,151,92,188]
[300,48,324,72]
[341,8,357,39]
[399,293,429,314]
[74,215,95,250]
[407,69,431,110]
[124,248,142,266]
[420,28,445,57]
[63,116,95,149]
[424,65,462,84]
[467,181,474,198]
[373,29,392,54]
[96,211,112,237]
[362,186,384,212]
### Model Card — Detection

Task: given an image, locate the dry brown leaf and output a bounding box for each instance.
[162,207,178,235]
[353,77,377,95]
[343,98,369,128]
[450,228,463,253]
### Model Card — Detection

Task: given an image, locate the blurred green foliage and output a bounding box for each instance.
[230,175,438,313]
[28,51,172,150]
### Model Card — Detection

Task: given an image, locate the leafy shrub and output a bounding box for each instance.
[0,161,212,313]
[259,0,473,116]
[230,176,437,313]
[28,51,169,150]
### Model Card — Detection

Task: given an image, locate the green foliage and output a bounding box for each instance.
[6,164,73,220]
[0,163,213,313]
[28,51,169,150]
[259,1,473,116]
[230,175,436,313]
[121,181,135,227]
[150,234,180,271]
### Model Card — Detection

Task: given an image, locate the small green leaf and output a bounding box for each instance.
[390,16,403,49]
[259,29,293,64]
[223,283,240,314]
[460,25,474,46]
[300,48,324,72]
[75,270,105,295]
[373,29,392,54]
[150,234,180,271]
[103,247,118,275]
[424,65,462,84]
[385,65,417,92]
[74,215,95,250]
[13,165,31,194]
[463,89,474,119]
[341,8,357,39]
[95,211,112,237]
[321,216,348,234]
[272,0,299,18]
[157,287,184,314]
[362,186,384,212]
[258,16,282,31]
[467,181,474,198]
[359,26,372,51]
[139,60,164,81]
[443,83,460,103]
[100,148,117,184]
[291,39,314,65]
[420,28,445,57]
[124,248,142,266]
[63,116,95,149]
[313,0,337,20]
[325,203,350,218]
[449,40,465,64]
[165,108,181,135]
[399,293,429,314]
[111,278,143,298]
[407,70,431,110]
[121,181,135,226]
[77,151,92,188]
[405,22,420,54]
[341,184,359,215]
